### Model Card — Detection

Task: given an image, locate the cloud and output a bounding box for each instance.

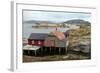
[23,10,91,23]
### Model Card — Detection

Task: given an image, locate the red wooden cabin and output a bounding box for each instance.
[28,32,69,47]
[28,33,48,46]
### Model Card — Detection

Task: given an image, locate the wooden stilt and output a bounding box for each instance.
[50,47,51,55]
[34,50,36,56]
[45,47,46,56]
[44,47,45,56]
[59,48,60,55]
[28,50,30,55]
[41,47,42,56]
[65,47,67,55]
[65,41,69,55]
[54,48,55,55]
[54,47,56,55]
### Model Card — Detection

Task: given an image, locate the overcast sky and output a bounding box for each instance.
[23,10,91,23]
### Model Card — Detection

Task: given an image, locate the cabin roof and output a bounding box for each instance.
[28,33,48,40]
[50,31,67,40]
[28,32,69,41]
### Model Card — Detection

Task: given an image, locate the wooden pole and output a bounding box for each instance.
[50,47,51,55]
[41,47,43,56]
[28,47,30,55]
[34,50,36,56]
[59,48,61,55]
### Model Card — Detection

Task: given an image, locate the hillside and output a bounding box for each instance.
[63,19,91,25]
[67,24,91,53]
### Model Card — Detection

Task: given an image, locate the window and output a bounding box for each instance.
[32,40,34,44]
[38,41,41,44]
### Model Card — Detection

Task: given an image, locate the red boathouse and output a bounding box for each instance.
[28,33,48,46]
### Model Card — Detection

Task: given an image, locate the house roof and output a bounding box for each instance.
[28,33,48,40]
[50,31,66,40]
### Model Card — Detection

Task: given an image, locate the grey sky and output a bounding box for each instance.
[23,10,91,23]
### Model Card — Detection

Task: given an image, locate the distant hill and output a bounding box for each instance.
[23,20,56,24]
[23,19,91,26]
[63,19,91,25]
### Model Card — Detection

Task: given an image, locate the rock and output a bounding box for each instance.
[63,56,69,59]
[66,25,91,53]
[79,45,90,53]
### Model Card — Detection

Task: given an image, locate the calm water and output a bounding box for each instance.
[23,23,79,39]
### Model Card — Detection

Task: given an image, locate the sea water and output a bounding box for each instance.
[23,23,79,39]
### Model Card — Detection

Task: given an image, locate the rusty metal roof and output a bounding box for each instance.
[50,31,66,40]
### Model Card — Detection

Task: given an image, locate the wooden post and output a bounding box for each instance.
[45,47,47,56]
[54,48,55,55]
[43,47,45,56]
[40,47,42,56]
[34,50,36,56]
[65,40,69,55]
[59,48,61,55]
[28,50,30,55]
[28,47,30,55]
[41,47,43,56]
[50,47,51,55]
[65,47,67,55]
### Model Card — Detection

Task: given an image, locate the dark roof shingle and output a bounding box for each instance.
[28,33,48,40]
